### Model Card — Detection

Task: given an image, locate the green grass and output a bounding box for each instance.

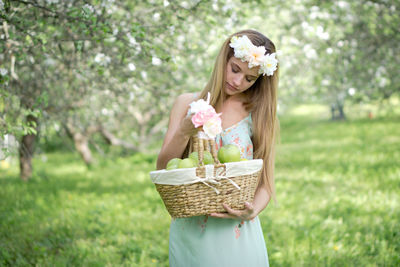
[0,114,399,266]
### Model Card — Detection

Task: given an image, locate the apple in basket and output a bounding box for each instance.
[166,158,182,170]
[189,151,214,165]
[217,144,241,163]
[178,158,197,168]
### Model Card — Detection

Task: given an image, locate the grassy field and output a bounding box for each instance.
[0,111,399,266]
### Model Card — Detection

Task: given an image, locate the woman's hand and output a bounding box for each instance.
[209,202,257,221]
[178,113,200,138]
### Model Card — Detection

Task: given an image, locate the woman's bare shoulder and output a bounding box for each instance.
[174,92,197,106]
[170,92,197,116]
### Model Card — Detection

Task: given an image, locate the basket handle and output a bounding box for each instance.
[192,132,223,168]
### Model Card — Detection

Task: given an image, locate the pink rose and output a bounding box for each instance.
[191,107,217,128]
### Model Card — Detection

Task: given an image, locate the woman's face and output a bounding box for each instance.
[225,56,260,96]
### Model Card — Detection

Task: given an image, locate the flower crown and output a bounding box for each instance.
[229,35,278,76]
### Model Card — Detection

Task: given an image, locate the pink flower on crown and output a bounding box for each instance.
[246,45,266,68]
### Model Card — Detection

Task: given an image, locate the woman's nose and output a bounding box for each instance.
[232,75,243,86]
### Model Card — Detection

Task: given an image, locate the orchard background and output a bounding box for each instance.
[1,0,399,266]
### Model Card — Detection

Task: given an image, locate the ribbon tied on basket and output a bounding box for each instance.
[193,165,241,195]
[193,131,241,195]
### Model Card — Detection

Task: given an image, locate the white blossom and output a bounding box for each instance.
[222,0,234,12]
[44,57,56,66]
[337,1,349,9]
[322,79,330,86]
[94,53,111,66]
[101,0,115,8]
[0,68,8,76]
[301,21,310,29]
[46,0,59,4]
[141,71,147,80]
[379,78,388,87]
[316,26,330,40]
[128,63,136,71]
[152,56,162,66]
[304,44,317,59]
[163,0,170,7]
[305,49,317,59]
[348,88,356,95]
[180,1,189,8]
[153,13,160,21]
[129,92,135,101]
[169,25,175,35]
[82,4,94,14]
[127,34,142,54]
[53,123,60,132]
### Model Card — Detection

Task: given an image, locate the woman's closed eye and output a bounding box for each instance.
[231,66,253,82]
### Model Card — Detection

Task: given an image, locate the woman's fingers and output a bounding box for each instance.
[210,202,255,220]
[180,115,200,137]
[244,201,254,212]
[222,203,241,216]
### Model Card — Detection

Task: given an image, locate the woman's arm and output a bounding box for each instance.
[251,182,271,217]
[156,93,198,170]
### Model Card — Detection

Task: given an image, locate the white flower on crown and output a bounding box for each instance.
[229,35,253,59]
[259,52,278,76]
[247,45,266,68]
[229,34,278,76]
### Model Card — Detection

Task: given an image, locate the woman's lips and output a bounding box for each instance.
[227,83,238,91]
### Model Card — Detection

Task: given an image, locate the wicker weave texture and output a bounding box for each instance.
[155,170,261,218]
[154,134,261,218]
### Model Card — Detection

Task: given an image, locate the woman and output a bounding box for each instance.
[156,29,279,267]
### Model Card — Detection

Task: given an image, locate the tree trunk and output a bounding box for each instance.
[64,121,93,166]
[337,102,346,120]
[72,132,93,166]
[19,115,38,181]
[331,102,346,120]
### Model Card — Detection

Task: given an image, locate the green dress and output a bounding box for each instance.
[169,95,269,266]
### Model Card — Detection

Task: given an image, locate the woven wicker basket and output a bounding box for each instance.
[151,133,262,218]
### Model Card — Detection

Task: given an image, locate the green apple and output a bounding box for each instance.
[166,158,182,170]
[189,151,214,165]
[203,151,214,165]
[217,144,241,163]
[189,152,199,165]
[178,158,197,168]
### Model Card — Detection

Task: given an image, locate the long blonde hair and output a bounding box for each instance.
[183,29,279,204]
